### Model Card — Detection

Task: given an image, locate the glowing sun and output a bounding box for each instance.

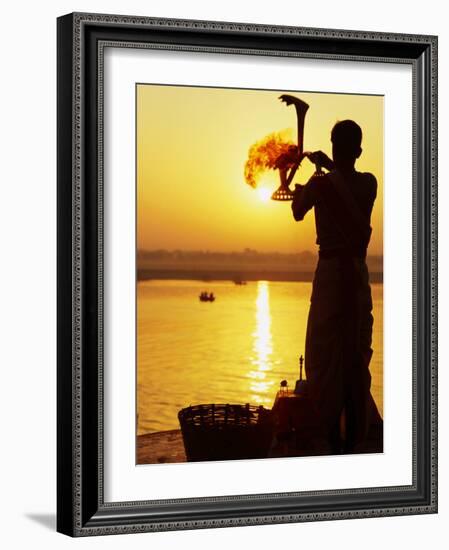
[257,187,272,203]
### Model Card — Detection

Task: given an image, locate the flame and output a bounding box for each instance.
[244,130,298,188]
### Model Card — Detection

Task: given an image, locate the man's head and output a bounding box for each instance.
[331,120,362,167]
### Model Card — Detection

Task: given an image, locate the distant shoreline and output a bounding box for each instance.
[137,269,383,284]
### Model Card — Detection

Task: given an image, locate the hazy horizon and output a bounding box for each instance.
[137,247,383,257]
[137,248,383,283]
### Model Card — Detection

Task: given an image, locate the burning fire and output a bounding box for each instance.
[244,130,298,188]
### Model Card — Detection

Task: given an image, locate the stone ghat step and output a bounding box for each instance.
[137,430,186,464]
[136,422,383,465]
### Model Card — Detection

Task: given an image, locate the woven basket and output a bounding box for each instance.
[178,403,274,462]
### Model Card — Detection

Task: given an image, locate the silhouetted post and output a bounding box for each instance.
[294,355,308,395]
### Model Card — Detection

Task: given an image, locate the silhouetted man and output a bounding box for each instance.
[292,120,378,453]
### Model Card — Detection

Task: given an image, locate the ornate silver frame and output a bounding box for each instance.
[57,12,437,536]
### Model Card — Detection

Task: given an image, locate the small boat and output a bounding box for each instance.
[233,279,247,285]
[199,292,215,302]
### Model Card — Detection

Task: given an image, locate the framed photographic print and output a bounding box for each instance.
[57,12,438,536]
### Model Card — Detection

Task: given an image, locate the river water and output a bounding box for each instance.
[137,279,383,434]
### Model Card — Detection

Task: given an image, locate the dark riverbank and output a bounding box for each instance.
[137,250,383,283]
[137,269,383,283]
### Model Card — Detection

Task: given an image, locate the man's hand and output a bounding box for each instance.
[306,150,334,172]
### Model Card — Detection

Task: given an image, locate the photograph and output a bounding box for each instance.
[55,11,437,536]
[136,84,384,465]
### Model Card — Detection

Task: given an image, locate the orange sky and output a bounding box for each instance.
[137,85,383,255]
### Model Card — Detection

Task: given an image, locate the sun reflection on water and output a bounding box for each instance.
[249,281,275,404]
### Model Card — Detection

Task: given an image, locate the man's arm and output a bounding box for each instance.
[363,172,378,214]
[306,150,334,172]
[291,177,316,221]
[368,173,378,202]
